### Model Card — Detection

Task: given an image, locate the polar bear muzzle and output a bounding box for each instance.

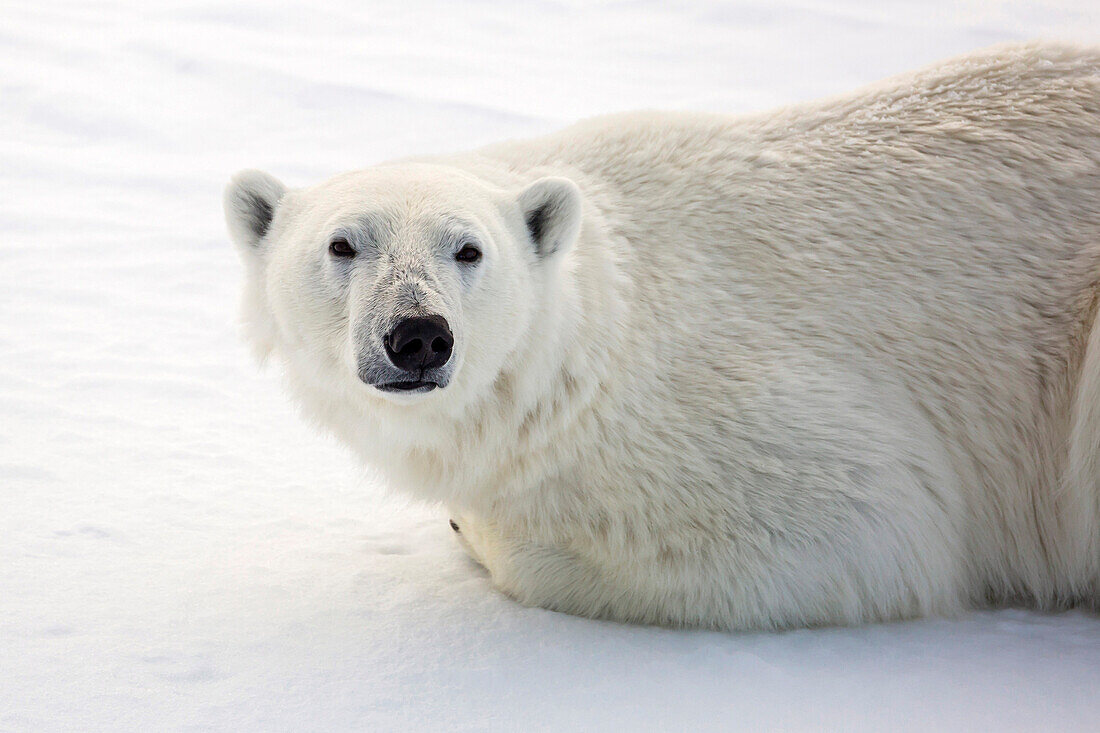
[378,314,454,390]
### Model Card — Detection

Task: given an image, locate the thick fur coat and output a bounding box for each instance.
[225,43,1100,630]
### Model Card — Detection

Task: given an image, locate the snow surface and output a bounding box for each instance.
[3,1,1100,730]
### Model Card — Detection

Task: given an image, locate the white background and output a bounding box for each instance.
[3,1,1099,730]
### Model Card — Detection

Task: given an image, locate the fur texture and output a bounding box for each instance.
[225,42,1100,630]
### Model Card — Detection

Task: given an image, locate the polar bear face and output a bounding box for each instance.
[224,163,582,416]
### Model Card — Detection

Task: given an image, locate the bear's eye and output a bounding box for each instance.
[455,243,482,264]
[329,237,355,258]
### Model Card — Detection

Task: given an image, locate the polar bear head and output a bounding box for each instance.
[224,163,582,420]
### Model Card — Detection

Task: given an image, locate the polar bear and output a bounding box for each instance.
[225,43,1100,630]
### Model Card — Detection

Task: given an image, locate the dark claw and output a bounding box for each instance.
[449,519,460,533]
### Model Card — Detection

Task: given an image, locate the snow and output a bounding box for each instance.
[3,0,1099,729]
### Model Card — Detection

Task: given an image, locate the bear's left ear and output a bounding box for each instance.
[517,177,582,259]
[224,169,287,254]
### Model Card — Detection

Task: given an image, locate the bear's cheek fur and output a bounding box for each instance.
[452,243,539,397]
[265,240,352,377]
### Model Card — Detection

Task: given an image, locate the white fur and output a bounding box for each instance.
[225,42,1100,630]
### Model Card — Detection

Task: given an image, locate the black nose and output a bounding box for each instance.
[385,315,454,372]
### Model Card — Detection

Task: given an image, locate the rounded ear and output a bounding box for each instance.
[224,170,287,253]
[516,177,582,259]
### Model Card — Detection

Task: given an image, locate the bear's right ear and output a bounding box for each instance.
[224,170,287,253]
